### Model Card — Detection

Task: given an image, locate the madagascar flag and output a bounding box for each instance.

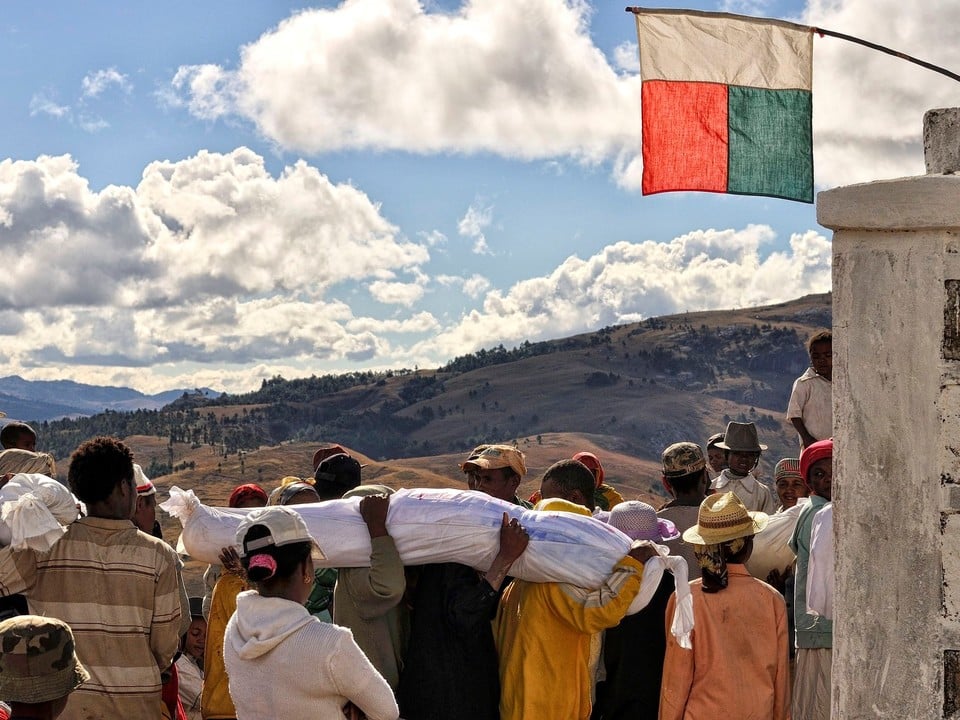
[635,10,813,203]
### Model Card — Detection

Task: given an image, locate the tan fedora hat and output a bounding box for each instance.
[682,491,769,545]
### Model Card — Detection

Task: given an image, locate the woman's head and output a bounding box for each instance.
[236,507,324,600]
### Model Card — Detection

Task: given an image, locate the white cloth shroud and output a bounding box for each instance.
[806,502,833,620]
[0,473,80,551]
[744,497,808,580]
[162,486,695,634]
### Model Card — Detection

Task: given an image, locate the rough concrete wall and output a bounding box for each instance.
[832,230,944,719]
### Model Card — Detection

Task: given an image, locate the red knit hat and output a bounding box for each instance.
[800,439,833,484]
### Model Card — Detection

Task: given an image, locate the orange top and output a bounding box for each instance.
[659,565,790,720]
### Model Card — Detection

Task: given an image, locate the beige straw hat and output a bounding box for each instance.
[681,491,769,545]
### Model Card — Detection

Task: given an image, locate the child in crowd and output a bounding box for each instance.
[787,330,833,449]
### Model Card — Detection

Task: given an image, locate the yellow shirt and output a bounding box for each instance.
[495,556,644,720]
[202,572,247,719]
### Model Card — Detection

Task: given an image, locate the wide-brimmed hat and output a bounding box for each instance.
[715,422,767,453]
[706,432,725,449]
[236,506,325,561]
[460,445,527,477]
[661,442,706,477]
[682,492,768,545]
[0,615,89,703]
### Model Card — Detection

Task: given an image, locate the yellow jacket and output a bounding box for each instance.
[202,572,247,719]
[494,555,645,720]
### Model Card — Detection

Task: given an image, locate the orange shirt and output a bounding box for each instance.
[659,565,790,720]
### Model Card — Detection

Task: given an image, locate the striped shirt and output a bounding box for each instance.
[0,516,182,720]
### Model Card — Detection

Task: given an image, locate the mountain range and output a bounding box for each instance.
[0,376,217,421]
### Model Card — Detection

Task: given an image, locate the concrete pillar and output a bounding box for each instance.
[818,108,960,719]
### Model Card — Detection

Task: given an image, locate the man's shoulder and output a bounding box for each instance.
[128,528,181,565]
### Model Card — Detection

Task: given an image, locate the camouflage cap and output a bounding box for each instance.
[0,615,89,704]
[460,445,527,477]
[661,442,706,477]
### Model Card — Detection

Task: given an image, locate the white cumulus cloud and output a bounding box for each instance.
[0,151,436,382]
[29,92,70,118]
[170,0,638,161]
[413,225,832,360]
[458,202,493,255]
[166,0,959,192]
[369,280,426,306]
[81,68,132,98]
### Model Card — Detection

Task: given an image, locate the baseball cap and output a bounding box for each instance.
[661,442,706,477]
[236,506,325,561]
[0,615,89,704]
[460,445,526,477]
[312,444,348,471]
[313,453,362,492]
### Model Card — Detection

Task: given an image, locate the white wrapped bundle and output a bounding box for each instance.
[0,473,80,550]
[162,486,633,588]
[743,498,808,580]
[807,503,833,619]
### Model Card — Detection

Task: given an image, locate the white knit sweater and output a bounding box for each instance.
[224,591,399,720]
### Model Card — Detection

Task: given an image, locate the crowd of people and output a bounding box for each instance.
[0,330,834,720]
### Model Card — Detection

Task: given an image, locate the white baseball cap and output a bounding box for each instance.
[236,506,325,561]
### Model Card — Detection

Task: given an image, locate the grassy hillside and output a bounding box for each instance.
[43,292,831,592]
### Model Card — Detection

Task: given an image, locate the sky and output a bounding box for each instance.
[0,0,956,394]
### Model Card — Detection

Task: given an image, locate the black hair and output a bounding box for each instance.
[240,524,311,584]
[543,459,596,511]
[668,467,707,495]
[0,422,36,449]
[68,436,134,504]
[807,329,832,353]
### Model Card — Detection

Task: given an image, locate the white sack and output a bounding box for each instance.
[744,498,808,580]
[0,473,79,550]
[163,486,631,587]
[163,486,695,636]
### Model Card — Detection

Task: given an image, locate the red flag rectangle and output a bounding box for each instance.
[641,80,729,195]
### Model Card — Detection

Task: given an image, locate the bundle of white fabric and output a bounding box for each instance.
[0,473,80,551]
[161,486,693,632]
[744,498,807,580]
